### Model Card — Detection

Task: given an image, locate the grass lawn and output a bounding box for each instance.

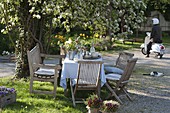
[0,77,89,113]
[0,76,111,113]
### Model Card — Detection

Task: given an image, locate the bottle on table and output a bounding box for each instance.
[90,43,95,54]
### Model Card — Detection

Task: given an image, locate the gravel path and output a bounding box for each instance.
[103,47,170,113]
[0,47,170,113]
[0,62,15,77]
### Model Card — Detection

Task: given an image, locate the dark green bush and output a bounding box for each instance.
[0,24,16,55]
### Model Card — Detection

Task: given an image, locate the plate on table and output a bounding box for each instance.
[83,55,101,60]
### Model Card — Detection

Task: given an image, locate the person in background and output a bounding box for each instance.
[146,18,162,57]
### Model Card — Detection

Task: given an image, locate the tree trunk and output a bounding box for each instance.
[15,30,29,78]
[14,0,32,78]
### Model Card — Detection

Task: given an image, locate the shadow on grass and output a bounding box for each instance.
[3,101,34,112]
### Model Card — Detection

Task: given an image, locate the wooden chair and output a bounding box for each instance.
[105,58,138,104]
[104,52,134,74]
[70,61,103,107]
[27,43,65,98]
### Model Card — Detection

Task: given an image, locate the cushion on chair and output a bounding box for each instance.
[104,66,123,74]
[105,73,121,81]
[71,78,96,86]
[34,68,55,75]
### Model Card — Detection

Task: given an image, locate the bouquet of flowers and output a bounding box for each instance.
[64,38,78,51]
[0,86,16,98]
[84,94,103,108]
[101,100,120,113]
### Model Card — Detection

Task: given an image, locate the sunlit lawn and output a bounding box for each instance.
[0,77,89,113]
[0,77,110,113]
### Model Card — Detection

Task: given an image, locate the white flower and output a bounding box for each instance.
[2,51,10,56]
[65,38,72,44]
[33,14,41,19]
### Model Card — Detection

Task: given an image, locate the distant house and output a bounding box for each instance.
[140,11,170,32]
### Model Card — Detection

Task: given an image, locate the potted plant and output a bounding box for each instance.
[100,100,120,113]
[84,94,103,113]
[0,86,16,108]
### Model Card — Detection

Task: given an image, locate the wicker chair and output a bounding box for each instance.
[70,61,103,107]
[27,43,65,98]
[105,58,138,104]
[104,52,134,74]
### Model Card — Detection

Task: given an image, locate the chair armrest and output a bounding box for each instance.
[40,53,65,59]
[33,63,62,70]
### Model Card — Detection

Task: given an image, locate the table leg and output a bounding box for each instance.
[64,78,70,97]
[64,89,68,96]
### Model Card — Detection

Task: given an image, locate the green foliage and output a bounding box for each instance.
[0,0,147,78]
[0,34,10,55]
[51,32,105,52]
[144,0,170,21]
[0,0,147,47]
[0,24,15,55]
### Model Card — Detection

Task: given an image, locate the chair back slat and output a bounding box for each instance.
[116,52,134,70]
[27,44,42,74]
[77,61,103,86]
[118,58,138,86]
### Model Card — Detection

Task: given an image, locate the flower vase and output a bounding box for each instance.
[68,51,76,60]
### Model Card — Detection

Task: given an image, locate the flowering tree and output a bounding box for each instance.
[0,0,77,78]
[0,0,70,78]
[68,0,146,48]
[111,0,146,39]
[0,0,146,78]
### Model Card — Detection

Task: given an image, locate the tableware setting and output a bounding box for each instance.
[83,52,101,59]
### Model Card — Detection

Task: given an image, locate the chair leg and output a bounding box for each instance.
[122,88,132,101]
[53,74,58,98]
[30,77,33,93]
[70,80,76,107]
[105,82,123,104]
[97,80,101,97]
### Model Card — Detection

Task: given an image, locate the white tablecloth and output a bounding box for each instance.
[60,58,106,89]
